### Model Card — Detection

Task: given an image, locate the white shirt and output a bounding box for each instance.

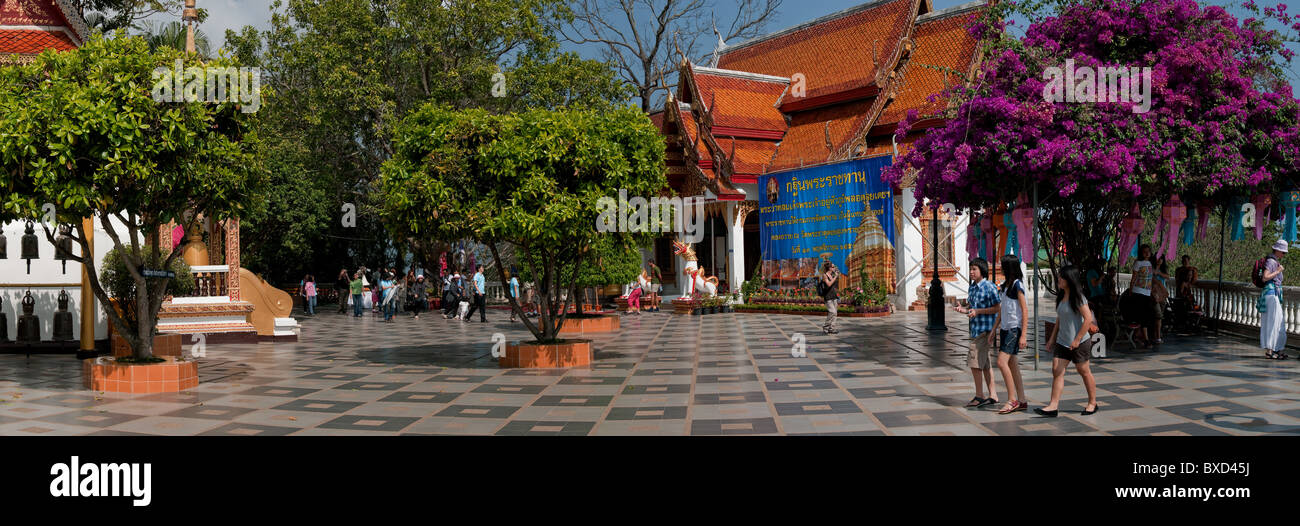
[999,280,1024,330]
[1131,261,1152,296]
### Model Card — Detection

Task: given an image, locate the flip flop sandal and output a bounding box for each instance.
[978,398,999,408]
[997,401,1019,414]
[965,397,985,407]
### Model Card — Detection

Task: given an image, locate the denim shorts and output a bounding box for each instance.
[999,328,1022,355]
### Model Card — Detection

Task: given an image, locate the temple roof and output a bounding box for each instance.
[717,0,916,101]
[0,0,88,62]
[874,1,985,130]
[658,0,987,195]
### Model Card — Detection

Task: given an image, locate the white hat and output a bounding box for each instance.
[1274,239,1289,253]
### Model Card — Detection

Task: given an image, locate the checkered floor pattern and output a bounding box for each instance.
[1,308,1298,435]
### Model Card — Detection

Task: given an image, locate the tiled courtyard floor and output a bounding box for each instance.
[2,308,1298,436]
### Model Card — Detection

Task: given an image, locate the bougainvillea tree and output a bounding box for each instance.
[883,0,1300,278]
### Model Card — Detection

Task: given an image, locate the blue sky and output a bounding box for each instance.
[162,0,1296,85]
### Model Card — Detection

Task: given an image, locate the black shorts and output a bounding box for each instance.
[1052,341,1092,365]
[999,328,1022,355]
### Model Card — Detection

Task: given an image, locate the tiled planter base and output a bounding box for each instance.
[83,356,198,393]
[500,340,592,368]
[111,333,183,358]
[557,314,620,335]
[671,299,698,315]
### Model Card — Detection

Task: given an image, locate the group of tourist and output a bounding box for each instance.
[951,237,1295,416]
[954,255,1100,417]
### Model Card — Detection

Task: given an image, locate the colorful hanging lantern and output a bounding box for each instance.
[1252,193,1273,241]
[1003,207,1018,258]
[992,203,1009,257]
[1281,189,1300,243]
[1118,203,1144,266]
[1230,197,1247,241]
[1196,200,1212,241]
[1012,193,1035,259]
[1180,205,1196,247]
[980,212,995,261]
[1159,196,1186,263]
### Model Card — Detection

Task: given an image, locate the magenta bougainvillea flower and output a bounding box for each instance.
[883,0,1300,216]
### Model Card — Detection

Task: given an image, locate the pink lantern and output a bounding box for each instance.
[1195,200,1212,241]
[1158,196,1186,262]
[1253,193,1273,241]
[966,213,981,257]
[980,213,995,260]
[1011,193,1035,258]
[1118,203,1144,266]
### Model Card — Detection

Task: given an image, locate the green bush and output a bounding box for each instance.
[100,245,194,327]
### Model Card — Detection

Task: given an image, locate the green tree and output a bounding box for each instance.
[0,34,266,358]
[221,0,632,282]
[381,106,665,342]
[140,20,211,57]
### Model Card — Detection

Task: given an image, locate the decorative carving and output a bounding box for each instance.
[225,218,241,301]
[734,200,758,225]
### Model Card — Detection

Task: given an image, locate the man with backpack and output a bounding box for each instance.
[1255,240,1290,360]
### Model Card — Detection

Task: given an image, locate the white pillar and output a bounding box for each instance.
[896,193,925,309]
[726,202,745,294]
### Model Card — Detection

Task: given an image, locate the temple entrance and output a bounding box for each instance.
[744,212,760,284]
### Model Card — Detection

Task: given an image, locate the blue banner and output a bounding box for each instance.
[759,157,895,288]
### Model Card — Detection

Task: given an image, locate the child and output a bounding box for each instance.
[955,258,1000,408]
[1035,265,1100,416]
[990,255,1028,414]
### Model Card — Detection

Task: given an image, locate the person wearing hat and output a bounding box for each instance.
[411,274,427,320]
[1260,240,1289,360]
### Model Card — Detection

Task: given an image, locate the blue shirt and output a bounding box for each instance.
[509,277,519,298]
[379,279,394,301]
[967,279,1001,336]
[474,273,486,294]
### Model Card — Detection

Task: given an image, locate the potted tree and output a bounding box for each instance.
[0,35,266,391]
[382,106,664,367]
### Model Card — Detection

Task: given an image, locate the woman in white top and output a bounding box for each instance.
[989,255,1029,414]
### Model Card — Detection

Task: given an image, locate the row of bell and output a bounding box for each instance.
[0,290,75,343]
[0,221,76,273]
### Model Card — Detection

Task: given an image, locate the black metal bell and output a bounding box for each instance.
[20,221,39,274]
[53,290,74,342]
[0,297,8,343]
[0,230,7,259]
[16,290,40,343]
[55,224,73,273]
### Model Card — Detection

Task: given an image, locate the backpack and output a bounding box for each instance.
[1252,255,1276,288]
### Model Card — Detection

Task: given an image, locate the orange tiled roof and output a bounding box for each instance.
[714,137,780,176]
[0,0,88,43]
[876,7,982,127]
[767,99,877,172]
[690,67,788,133]
[0,28,75,54]
[717,0,915,100]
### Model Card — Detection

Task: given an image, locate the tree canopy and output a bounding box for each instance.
[381,105,665,342]
[221,0,634,282]
[0,34,266,357]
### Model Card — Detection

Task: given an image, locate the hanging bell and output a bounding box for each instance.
[0,228,7,259]
[0,296,8,343]
[53,290,74,342]
[21,221,39,274]
[54,224,73,274]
